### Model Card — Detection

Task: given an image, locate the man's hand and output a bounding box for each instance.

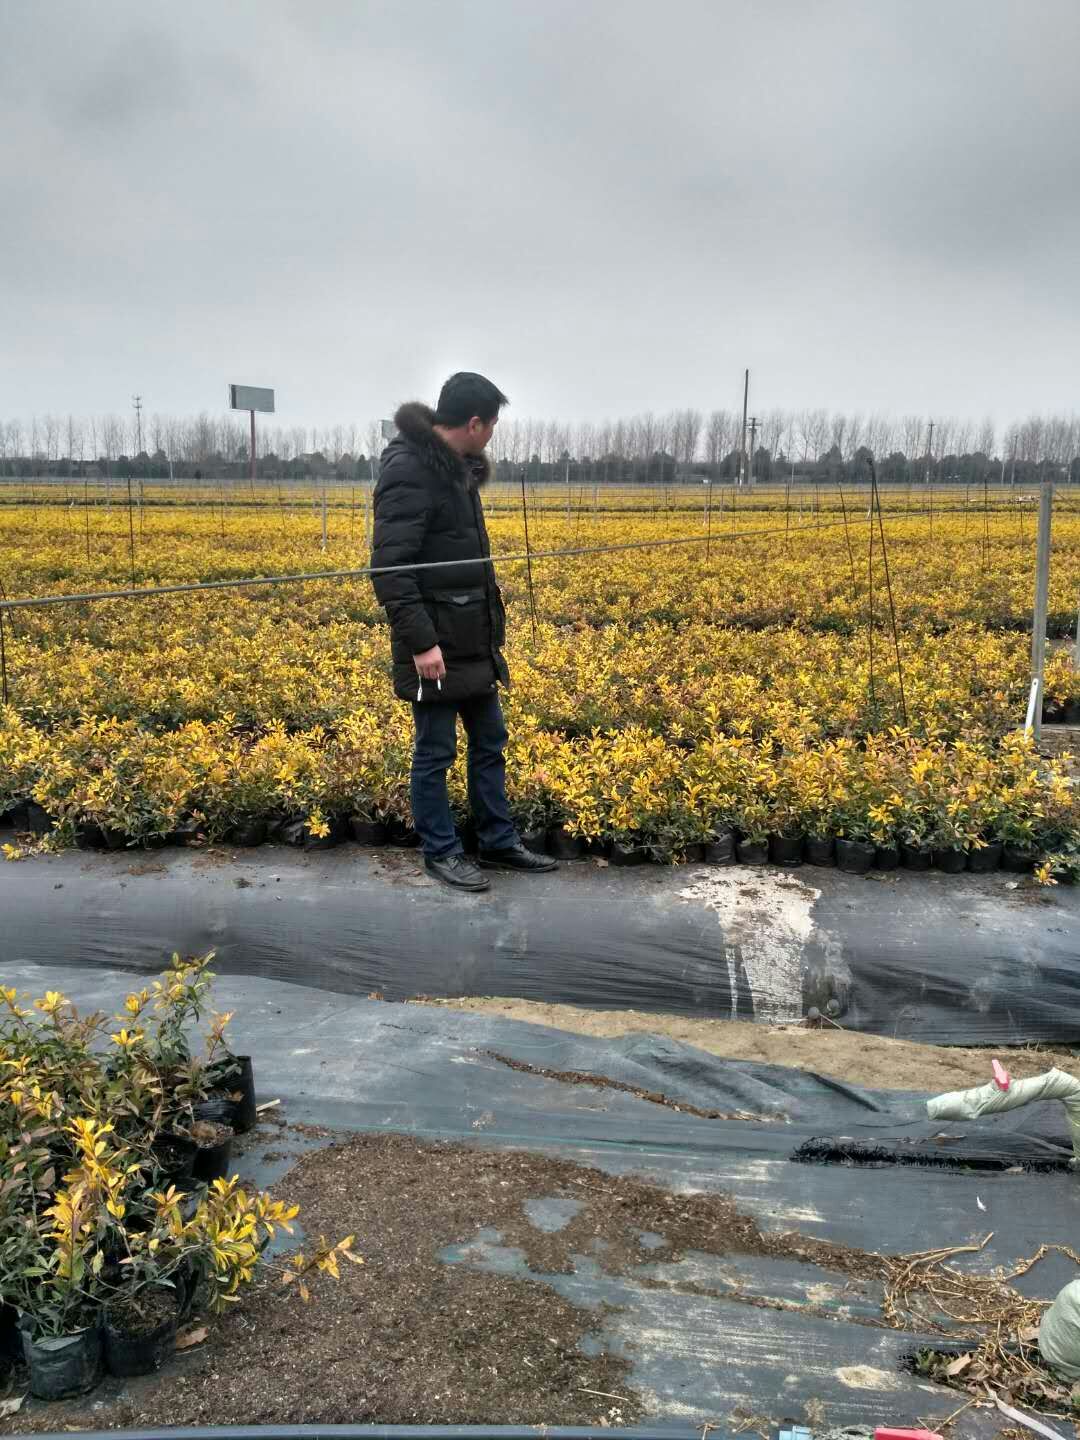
[413,645,446,682]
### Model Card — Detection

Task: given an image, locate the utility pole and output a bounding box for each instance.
[739,368,749,488]
[748,416,758,488]
[924,420,934,486]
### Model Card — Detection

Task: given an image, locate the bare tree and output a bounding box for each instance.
[761,408,785,465]
[705,410,733,467]
[800,409,828,464]
[64,415,83,476]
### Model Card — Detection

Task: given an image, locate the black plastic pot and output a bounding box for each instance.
[384,818,421,848]
[176,1255,200,1322]
[141,832,170,849]
[768,834,804,867]
[25,802,53,837]
[736,838,768,866]
[1065,699,1080,725]
[1002,844,1036,874]
[192,1129,234,1183]
[546,826,585,860]
[933,847,968,874]
[191,1098,236,1180]
[835,838,875,874]
[805,836,836,867]
[103,1297,178,1378]
[102,826,131,851]
[1043,698,1066,724]
[74,821,108,850]
[874,844,900,871]
[348,816,387,846]
[585,837,611,858]
[194,1096,234,1125]
[165,816,203,847]
[900,842,933,871]
[20,1317,102,1400]
[680,843,706,863]
[610,842,647,867]
[151,1132,197,1184]
[216,1055,257,1134]
[520,826,548,854]
[703,831,736,866]
[968,841,1002,873]
[224,819,267,847]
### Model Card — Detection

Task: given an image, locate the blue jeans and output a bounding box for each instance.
[410,691,519,859]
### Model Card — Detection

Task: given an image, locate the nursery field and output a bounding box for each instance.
[1,483,1079,871]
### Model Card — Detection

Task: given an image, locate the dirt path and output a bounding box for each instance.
[418,997,1079,1093]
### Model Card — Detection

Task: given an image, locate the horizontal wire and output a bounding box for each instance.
[0,516,859,612]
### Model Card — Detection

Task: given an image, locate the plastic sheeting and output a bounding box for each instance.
[3,959,1079,1436]
[3,843,1080,1045]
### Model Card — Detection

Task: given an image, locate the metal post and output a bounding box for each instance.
[1030,480,1053,740]
[249,410,257,494]
[321,487,327,551]
[739,368,749,487]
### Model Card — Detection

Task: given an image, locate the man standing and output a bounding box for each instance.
[371,372,557,892]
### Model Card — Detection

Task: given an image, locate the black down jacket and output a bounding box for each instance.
[371,402,510,703]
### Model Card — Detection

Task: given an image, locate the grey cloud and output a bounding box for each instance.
[1,0,1078,429]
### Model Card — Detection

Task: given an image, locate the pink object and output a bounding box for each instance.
[876,1431,943,1440]
[992,1060,1011,1091]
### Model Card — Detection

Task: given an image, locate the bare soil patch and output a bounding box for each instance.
[419,998,1080,1093]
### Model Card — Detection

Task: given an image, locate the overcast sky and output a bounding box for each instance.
[2,0,1078,433]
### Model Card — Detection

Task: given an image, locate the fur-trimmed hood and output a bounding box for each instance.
[390,401,492,487]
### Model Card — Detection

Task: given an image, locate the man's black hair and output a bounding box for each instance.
[434,372,509,427]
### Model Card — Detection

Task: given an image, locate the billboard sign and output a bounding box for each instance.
[229,384,275,413]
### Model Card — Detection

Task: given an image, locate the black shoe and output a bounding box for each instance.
[477,844,558,873]
[424,853,490,892]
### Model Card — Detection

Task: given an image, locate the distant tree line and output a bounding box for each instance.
[2,408,1079,487]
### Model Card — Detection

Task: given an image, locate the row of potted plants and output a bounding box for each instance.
[0,953,354,1401]
[2,719,1076,881]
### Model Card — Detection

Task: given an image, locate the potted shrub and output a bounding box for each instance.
[100,1199,201,1377]
[734,799,770,866]
[4,1118,129,1399]
[832,786,877,873]
[347,803,388,847]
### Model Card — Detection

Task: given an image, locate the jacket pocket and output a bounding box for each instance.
[426,589,487,659]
